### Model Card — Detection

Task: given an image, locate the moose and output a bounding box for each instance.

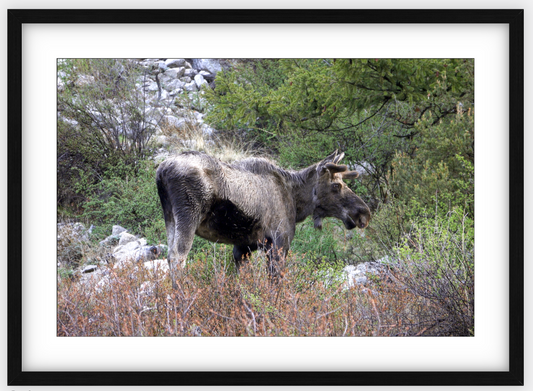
[156,150,371,288]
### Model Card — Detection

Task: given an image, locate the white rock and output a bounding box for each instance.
[112,225,127,236]
[95,275,114,293]
[159,89,170,101]
[59,117,79,127]
[194,74,208,89]
[183,68,197,78]
[156,61,167,70]
[146,82,160,91]
[343,264,369,288]
[82,265,98,274]
[169,88,183,97]
[163,67,185,80]
[118,232,137,246]
[75,75,95,87]
[166,79,186,91]
[192,59,222,74]
[193,111,204,122]
[139,281,156,295]
[376,255,397,266]
[165,59,187,68]
[143,259,169,273]
[350,161,374,177]
[184,82,197,92]
[114,241,160,265]
[163,115,187,128]
[154,135,170,147]
[202,124,215,136]
[114,240,139,255]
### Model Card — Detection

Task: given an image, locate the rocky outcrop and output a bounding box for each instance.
[57,222,94,266]
[58,58,221,160]
[72,225,167,293]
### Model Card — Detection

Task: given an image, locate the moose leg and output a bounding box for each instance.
[163,209,176,264]
[167,219,196,289]
[263,236,288,279]
[232,244,257,272]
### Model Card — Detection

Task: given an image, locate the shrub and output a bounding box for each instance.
[390,206,474,336]
[58,245,447,337]
[390,105,475,218]
[288,215,376,266]
[79,160,165,245]
[57,222,93,267]
[57,59,170,209]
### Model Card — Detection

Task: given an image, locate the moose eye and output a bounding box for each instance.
[332,183,341,192]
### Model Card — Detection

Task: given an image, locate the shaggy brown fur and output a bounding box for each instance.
[156,150,370,288]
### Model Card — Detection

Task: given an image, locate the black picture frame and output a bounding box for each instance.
[7,9,524,386]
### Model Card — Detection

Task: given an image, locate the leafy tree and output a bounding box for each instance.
[390,104,474,217]
[205,59,473,135]
[204,58,474,205]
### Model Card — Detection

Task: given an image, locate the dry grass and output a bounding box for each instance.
[57,249,455,337]
[158,113,261,163]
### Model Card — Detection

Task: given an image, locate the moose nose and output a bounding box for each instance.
[359,217,369,229]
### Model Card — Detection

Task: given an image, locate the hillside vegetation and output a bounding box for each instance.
[57,58,474,336]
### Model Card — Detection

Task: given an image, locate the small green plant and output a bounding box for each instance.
[291,217,346,263]
[57,267,76,280]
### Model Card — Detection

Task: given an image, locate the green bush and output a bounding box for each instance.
[204,59,288,140]
[57,59,169,210]
[291,217,347,263]
[79,160,165,245]
[391,205,474,335]
[391,105,474,219]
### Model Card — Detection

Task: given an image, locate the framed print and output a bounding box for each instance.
[7,9,523,386]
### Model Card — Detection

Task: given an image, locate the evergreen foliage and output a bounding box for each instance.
[204,59,474,205]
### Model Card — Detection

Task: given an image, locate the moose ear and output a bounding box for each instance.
[322,150,339,164]
[341,170,360,180]
[332,152,345,164]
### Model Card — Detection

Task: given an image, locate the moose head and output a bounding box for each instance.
[312,151,371,230]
